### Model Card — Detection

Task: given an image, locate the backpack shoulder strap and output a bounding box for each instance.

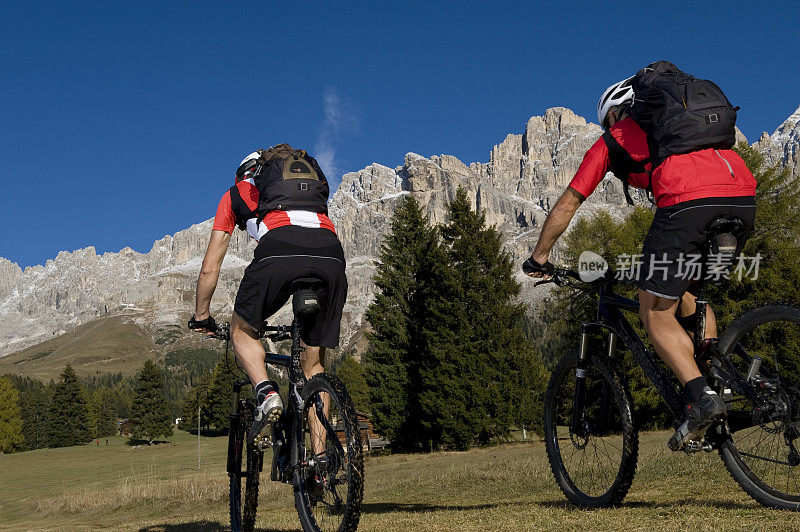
[602,131,651,206]
[228,184,252,231]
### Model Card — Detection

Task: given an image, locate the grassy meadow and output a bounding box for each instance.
[1,430,799,531]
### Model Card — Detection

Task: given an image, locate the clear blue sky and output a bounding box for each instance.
[1,0,798,268]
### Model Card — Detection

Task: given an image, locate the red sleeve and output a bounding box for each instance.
[567,137,611,199]
[212,191,236,233]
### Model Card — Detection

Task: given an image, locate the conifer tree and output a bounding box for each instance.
[178,369,212,433]
[18,381,49,451]
[47,365,92,447]
[89,388,119,438]
[419,187,545,449]
[204,356,234,433]
[364,194,440,450]
[336,355,370,413]
[0,376,24,453]
[131,360,173,444]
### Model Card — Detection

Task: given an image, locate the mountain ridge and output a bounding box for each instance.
[2,105,798,363]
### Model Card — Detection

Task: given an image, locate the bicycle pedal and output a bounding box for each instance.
[254,434,272,451]
[667,420,692,451]
[681,439,713,454]
[668,420,715,453]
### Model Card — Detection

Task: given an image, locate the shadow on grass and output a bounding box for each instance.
[138,522,299,532]
[537,498,758,511]
[363,501,525,514]
[125,439,173,446]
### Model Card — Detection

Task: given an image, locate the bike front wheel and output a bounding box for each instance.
[293,372,364,532]
[229,401,263,532]
[543,349,639,508]
[717,303,800,510]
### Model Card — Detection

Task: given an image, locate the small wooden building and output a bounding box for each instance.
[334,412,390,451]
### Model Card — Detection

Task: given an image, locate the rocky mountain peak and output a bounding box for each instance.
[753,105,800,180]
[3,105,799,363]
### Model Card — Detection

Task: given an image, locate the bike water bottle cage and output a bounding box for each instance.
[522,257,556,276]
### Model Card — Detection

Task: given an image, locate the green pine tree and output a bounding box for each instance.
[336,355,371,413]
[178,370,213,433]
[130,360,174,444]
[204,356,234,433]
[0,376,24,453]
[47,365,92,447]
[419,187,546,449]
[364,194,440,450]
[90,388,119,438]
[18,381,49,451]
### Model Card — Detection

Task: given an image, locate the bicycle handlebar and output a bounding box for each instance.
[531,267,583,287]
[202,322,292,342]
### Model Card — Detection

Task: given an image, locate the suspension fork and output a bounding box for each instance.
[571,324,592,436]
[596,332,618,433]
[227,380,247,474]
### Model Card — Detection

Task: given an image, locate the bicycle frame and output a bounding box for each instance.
[226,317,346,483]
[574,280,686,433]
[226,320,303,482]
[568,224,772,439]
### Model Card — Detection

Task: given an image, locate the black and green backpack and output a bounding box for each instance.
[230,144,330,229]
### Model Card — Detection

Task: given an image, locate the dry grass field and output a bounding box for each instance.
[1,430,799,531]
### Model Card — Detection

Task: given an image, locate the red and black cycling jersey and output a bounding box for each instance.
[568,117,757,208]
[212,178,335,240]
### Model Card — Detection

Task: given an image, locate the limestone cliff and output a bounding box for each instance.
[2,106,798,360]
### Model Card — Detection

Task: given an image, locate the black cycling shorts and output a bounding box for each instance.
[637,196,756,300]
[233,226,348,348]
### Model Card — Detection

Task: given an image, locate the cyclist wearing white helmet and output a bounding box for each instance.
[524,73,757,448]
[189,144,347,445]
[596,76,634,129]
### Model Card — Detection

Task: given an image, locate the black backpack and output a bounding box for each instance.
[629,60,738,168]
[230,144,330,230]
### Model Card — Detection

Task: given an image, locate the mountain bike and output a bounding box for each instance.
[537,216,800,509]
[207,287,364,532]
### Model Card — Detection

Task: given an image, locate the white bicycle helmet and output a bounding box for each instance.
[235,150,262,182]
[597,77,634,128]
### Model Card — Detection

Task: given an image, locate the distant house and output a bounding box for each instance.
[334,412,390,452]
[118,419,135,437]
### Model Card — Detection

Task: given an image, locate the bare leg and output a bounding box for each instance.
[230,311,269,386]
[301,342,329,454]
[638,289,702,385]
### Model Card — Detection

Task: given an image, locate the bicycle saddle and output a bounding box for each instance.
[292,287,322,317]
[706,216,744,255]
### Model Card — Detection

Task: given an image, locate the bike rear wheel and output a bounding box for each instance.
[543,349,639,508]
[293,372,364,532]
[717,303,800,510]
[229,402,263,531]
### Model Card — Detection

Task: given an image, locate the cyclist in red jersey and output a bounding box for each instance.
[524,76,757,445]
[189,148,347,445]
